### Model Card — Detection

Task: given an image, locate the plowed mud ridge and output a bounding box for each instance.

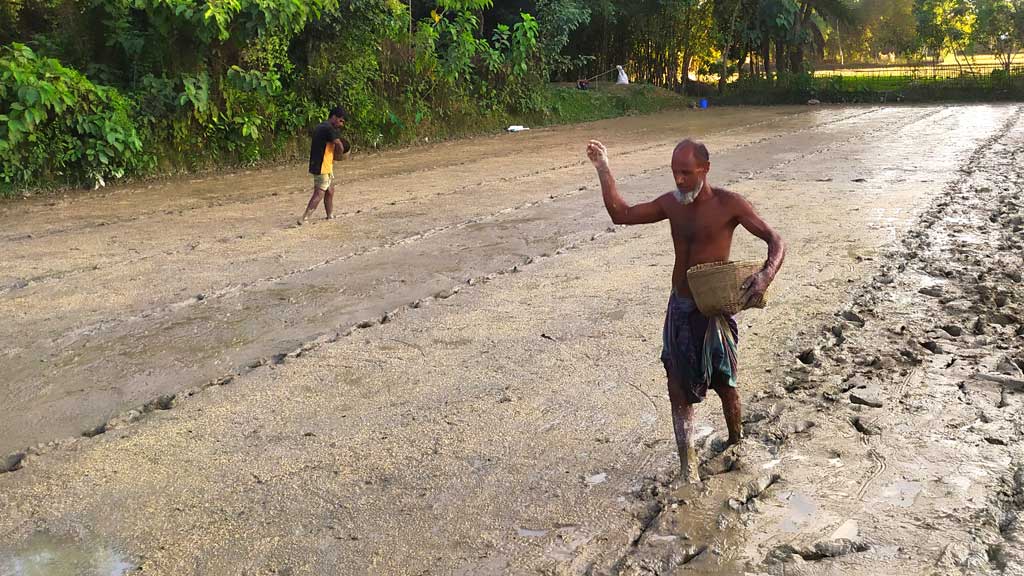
[1,105,1022,575]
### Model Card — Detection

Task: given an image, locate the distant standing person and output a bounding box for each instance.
[299,106,350,225]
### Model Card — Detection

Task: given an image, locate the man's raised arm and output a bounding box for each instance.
[587,140,666,226]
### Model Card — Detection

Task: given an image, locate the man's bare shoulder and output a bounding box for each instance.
[651,192,679,213]
[712,187,754,211]
[711,186,744,201]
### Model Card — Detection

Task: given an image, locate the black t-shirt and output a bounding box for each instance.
[308,121,338,175]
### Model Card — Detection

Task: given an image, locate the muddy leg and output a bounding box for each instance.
[667,377,701,484]
[324,185,335,219]
[300,187,325,224]
[713,376,743,446]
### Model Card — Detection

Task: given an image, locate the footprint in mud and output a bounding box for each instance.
[728,473,781,513]
[768,419,818,445]
[796,348,818,366]
[776,490,818,533]
[877,479,923,508]
[700,450,742,478]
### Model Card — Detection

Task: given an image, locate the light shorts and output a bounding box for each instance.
[313,172,333,191]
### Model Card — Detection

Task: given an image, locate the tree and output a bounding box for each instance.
[858,0,918,58]
[535,0,592,76]
[974,0,1024,72]
[914,0,977,66]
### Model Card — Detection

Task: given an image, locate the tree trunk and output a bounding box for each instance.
[719,46,728,92]
[836,20,844,66]
[775,36,786,74]
[762,36,771,81]
[790,2,812,73]
[681,51,693,92]
[679,3,695,91]
[790,45,803,73]
[720,0,743,93]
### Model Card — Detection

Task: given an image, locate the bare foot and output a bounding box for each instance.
[325,214,335,220]
[669,476,706,504]
[679,445,702,485]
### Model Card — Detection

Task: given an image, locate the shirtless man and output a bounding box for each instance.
[586,138,785,484]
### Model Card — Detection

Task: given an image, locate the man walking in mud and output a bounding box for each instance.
[586,138,785,484]
[299,106,350,225]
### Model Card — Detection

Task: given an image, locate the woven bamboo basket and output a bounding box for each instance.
[686,260,768,316]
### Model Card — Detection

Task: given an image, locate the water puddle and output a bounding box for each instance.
[776,491,817,533]
[0,533,135,576]
[879,480,922,508]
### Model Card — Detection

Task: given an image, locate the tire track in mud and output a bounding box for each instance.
[0,107,879,297]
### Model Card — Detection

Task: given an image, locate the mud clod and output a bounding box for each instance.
[771,539,870,563]
[0,451,26,473]
[851,416,882,436]
[841,310,866,326]
[941,324,964,337]
[849,388,884,408]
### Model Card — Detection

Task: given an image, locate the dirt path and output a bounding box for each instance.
[0,105,918,453]
[0,104,1021,575]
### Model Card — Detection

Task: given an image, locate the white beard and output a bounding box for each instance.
[673,179,703,205]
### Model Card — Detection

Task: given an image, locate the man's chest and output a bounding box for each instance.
[667,210,735,243]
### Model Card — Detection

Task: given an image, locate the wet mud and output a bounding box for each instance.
[0,106,947,454]
[611,106,1024,576]
[1,104,1022,574]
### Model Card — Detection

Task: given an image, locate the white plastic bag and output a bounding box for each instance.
[616,65,630,85]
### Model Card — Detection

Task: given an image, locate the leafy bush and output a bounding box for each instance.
[0,43,146,191]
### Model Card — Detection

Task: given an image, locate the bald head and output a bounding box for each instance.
[673,139,710,164]
[670,139,710,200]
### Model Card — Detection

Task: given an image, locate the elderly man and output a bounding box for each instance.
[586,138,785,484]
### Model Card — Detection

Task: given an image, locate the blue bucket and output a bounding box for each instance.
[699,98,709,109]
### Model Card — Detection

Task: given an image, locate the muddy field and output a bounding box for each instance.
[1,104,1022,575]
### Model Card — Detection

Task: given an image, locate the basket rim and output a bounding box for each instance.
[687,259,763,276]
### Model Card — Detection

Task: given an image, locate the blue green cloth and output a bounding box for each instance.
[660,292,739,404]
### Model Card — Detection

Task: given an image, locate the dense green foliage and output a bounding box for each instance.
[0,43,145,189]
[0,0,562,191]
[2,0,1023,193]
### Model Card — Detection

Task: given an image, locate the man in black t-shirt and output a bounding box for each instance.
[299,106,349,224]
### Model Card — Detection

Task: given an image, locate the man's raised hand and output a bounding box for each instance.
[587,140,609,169]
